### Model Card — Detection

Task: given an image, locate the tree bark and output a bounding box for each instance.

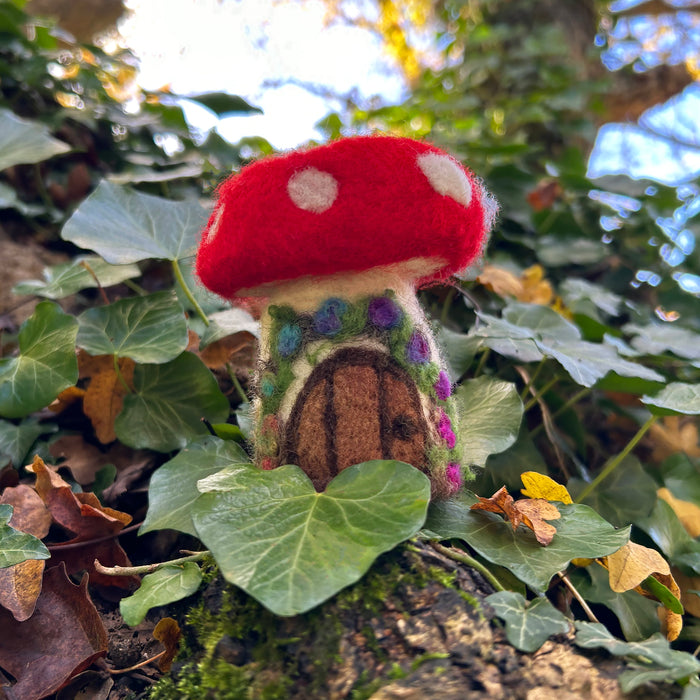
[156,541,680,700]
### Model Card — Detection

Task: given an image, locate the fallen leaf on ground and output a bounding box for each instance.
[470,485,561,545]
[527,179,562,211]
[27,455,137,588]
[520,471,573,504]
[50,434,111,486]
[671,567,700,618]
[477,264,553,305]
[0,485,51,620]
[0,563,108,700]
[657,487,700,538]
[153,617,181,672]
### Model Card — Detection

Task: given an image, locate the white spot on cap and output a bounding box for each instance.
[204,205,225,243]
[287,167,338,213]
[417,152,472,207]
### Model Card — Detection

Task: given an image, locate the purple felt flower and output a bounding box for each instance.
[434,370,452,400]
[313,297,347,335]
[438,409,456,449]
[446,463,463,492]
[406,331,430,364]
[368,296,402,329]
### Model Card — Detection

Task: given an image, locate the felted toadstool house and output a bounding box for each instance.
[196,135,496,497]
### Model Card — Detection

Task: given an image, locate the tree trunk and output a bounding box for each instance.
[152,541,679,700]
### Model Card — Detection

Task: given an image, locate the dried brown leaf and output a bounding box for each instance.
[153,617,181,672]
[50,434,111,486]
[470,486,560,545]
[512,498,561,546]
[81,354,135,444]
[0,484,51,538]
[0,559,45,621]
[26,456,137,589]
[0,563,108,700]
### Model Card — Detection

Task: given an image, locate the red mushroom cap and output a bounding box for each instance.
[196,135,494,299]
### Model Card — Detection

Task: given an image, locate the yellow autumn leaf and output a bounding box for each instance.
[520,472,573,504]
[606,541,670,593]
[477,264,523,297]
[519,265,554,305]
[657,487,700,538]
[648,416,700,463]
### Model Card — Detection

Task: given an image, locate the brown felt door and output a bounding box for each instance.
[283,348,428,490]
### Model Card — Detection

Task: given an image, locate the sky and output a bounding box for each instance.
[119,0,406,149]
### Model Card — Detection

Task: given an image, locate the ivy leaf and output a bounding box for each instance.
[624,323,700,361]
[437,326,481,380]
[12,256,141,300]
[560,278,622,316]
[0,108,70,171]
[0,302,79,419]
[454,376,523,466]
[200,307,260,347]
[635,498,700,575]
[571,566,660,641]
[642,383,700,416]
[0,418,54,468]
[474,303,663,387]
[486,591,570,652]
[191,460,430,616]
[0,505,50,568]
[567,456,657,527]
[574,622,700,692]
[426,494,630,591]
[61,180,209,264]
[114,353,230,452]
[119,563,203,626]
[141,436,251,537]
[77,291,188,364]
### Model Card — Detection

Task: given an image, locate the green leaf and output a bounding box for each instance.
[624,323,700,361]
[0,418,55,467]
[141,436,251,537]
[200,308,260,348]
[486,591,570,652]
[114,353,230,452]
[425,494,630,592]
[191,460,430,616]
[0,504,50,568]
[0,108,70,171]
[567,456,657,527]
[570,566,660,641]
[475,303,664,387]
[61,180,209,264]
[535,236,607,266]
[642,575,683,615]
[185,92,262,116]
[475,422,547,495]
[12,256,141,300]
[0,302,79,419]
[642,383,700,416]
[574,622,700,692]
[659,454,700,506]
[437,326,481,380]
[635,499,700,574]
[119,563,203,625]
[560,279,622,317]
[454,376,523,466]
[77,291,188,363]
